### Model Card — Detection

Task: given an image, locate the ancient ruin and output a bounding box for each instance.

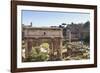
[22,21,90,62]
[22,25,63,61]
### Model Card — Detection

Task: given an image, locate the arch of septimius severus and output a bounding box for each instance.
[22,26,63,60]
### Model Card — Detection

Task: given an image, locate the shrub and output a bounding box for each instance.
[27,46,49,62]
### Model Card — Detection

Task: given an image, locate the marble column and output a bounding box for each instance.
[25,39,33,58]
[60,38,63,60]
[69,30,71,43]
[25,39,28,58]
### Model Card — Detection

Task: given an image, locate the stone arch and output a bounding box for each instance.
[24,38,62,61]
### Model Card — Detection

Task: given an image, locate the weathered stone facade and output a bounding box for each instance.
[22,26,63,60]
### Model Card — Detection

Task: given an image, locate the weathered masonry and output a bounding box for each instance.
[22,26,63,60]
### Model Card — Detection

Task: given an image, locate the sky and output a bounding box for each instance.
[22,10,90,27]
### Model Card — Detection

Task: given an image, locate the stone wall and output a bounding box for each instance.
[22,27,63,60]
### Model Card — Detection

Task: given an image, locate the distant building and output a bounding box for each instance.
[63,23,89,41]
[65,24,83,41]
